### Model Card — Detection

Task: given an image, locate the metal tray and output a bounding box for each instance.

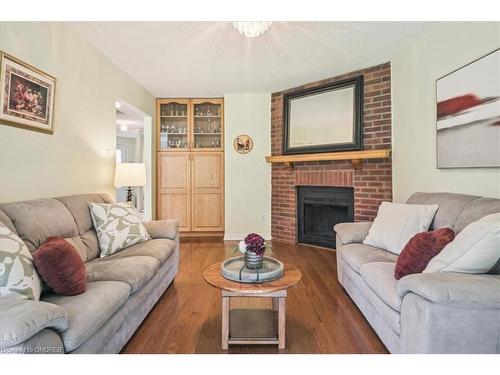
[220,256,284,284]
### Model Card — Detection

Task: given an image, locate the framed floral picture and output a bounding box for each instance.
[0,52,56,134]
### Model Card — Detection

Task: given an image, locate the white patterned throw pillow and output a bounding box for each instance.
[89,202,151,258]
[0,221,42,300]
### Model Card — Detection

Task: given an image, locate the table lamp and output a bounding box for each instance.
[114,163,147,203]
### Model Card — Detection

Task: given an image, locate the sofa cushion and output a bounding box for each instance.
[79,230,101,262]
[85,255,159,293]
[64,236,88,262]
[454,197,500,233]
[360,262,402,311]
[340,259,401,335]
[56,194,113,236]
[0,209,16,234]
[406,192,478,231]
[105,238,176,265]
[0,199,78,252]
[0,298,69,348]
[71,258,177,354]
[56,194,113,263]
[42,280,130,352]
[338,243,398,273]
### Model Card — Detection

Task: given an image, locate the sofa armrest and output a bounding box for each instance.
[2,329,64,354]
[334,222,372,246]
[144,219,179,240]
[398,272,500,308]
[0,298,69,349]
[399,273,500,353]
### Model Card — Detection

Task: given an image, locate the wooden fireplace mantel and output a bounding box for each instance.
[265,149,391,170]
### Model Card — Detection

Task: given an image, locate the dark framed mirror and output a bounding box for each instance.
[282,76,363,155]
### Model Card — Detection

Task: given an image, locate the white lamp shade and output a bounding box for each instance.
[114,163,147,187]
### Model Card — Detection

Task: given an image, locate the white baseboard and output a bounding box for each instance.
[224,233,272,241]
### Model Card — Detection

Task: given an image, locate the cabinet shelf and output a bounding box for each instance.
[161,132,188,135]
[160,115,187,118]
[194,133,222,135]
[265,149,391,170]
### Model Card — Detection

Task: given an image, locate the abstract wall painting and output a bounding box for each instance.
[436,48,500,168]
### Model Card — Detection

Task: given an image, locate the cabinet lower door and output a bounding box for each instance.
[157,152,191,231]
[191,152,224,231]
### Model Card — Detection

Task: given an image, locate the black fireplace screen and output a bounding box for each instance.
[297,186,354,249]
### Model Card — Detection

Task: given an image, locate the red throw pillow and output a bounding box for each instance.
[394,228,455,280]
[33,237,86,295]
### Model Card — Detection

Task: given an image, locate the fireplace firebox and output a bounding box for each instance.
[297,186,354,249]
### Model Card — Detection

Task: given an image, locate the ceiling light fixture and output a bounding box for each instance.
[233,21,272,38]
[119,123,128,132]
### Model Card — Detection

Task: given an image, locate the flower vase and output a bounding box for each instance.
[244,251,264,269]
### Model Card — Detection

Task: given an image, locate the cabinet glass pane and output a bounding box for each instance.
[193,102,222,149]
[159,102,188,150]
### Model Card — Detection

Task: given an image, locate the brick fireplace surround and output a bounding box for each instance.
[271,62,392,244]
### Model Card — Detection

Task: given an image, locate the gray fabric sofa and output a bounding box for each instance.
[0,193,179,354]
[334,192,500,354]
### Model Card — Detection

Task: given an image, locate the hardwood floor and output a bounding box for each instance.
[121,241,388,354]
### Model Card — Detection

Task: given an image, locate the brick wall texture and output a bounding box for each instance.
[271,62,392,244]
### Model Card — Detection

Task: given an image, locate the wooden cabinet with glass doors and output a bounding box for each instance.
[157,98,224,236]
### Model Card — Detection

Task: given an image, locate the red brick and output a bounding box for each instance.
[271,62,392,243]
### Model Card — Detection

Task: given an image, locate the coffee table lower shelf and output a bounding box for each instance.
[222,290,286,349]
[228,309,279,345]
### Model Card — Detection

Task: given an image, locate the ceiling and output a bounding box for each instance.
[69,21,435,97]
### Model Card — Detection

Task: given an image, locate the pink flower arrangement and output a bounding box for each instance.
[236,233,267,256]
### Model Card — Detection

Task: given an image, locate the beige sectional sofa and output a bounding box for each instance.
[334,192,500,354]
[0,193,179,354]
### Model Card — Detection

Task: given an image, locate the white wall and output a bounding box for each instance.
[142,116,153,220]
[224,94,271,240]
[392,22,500,202]
[0,22,155,203]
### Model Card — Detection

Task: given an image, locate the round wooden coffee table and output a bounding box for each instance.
[204,261,302,349]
